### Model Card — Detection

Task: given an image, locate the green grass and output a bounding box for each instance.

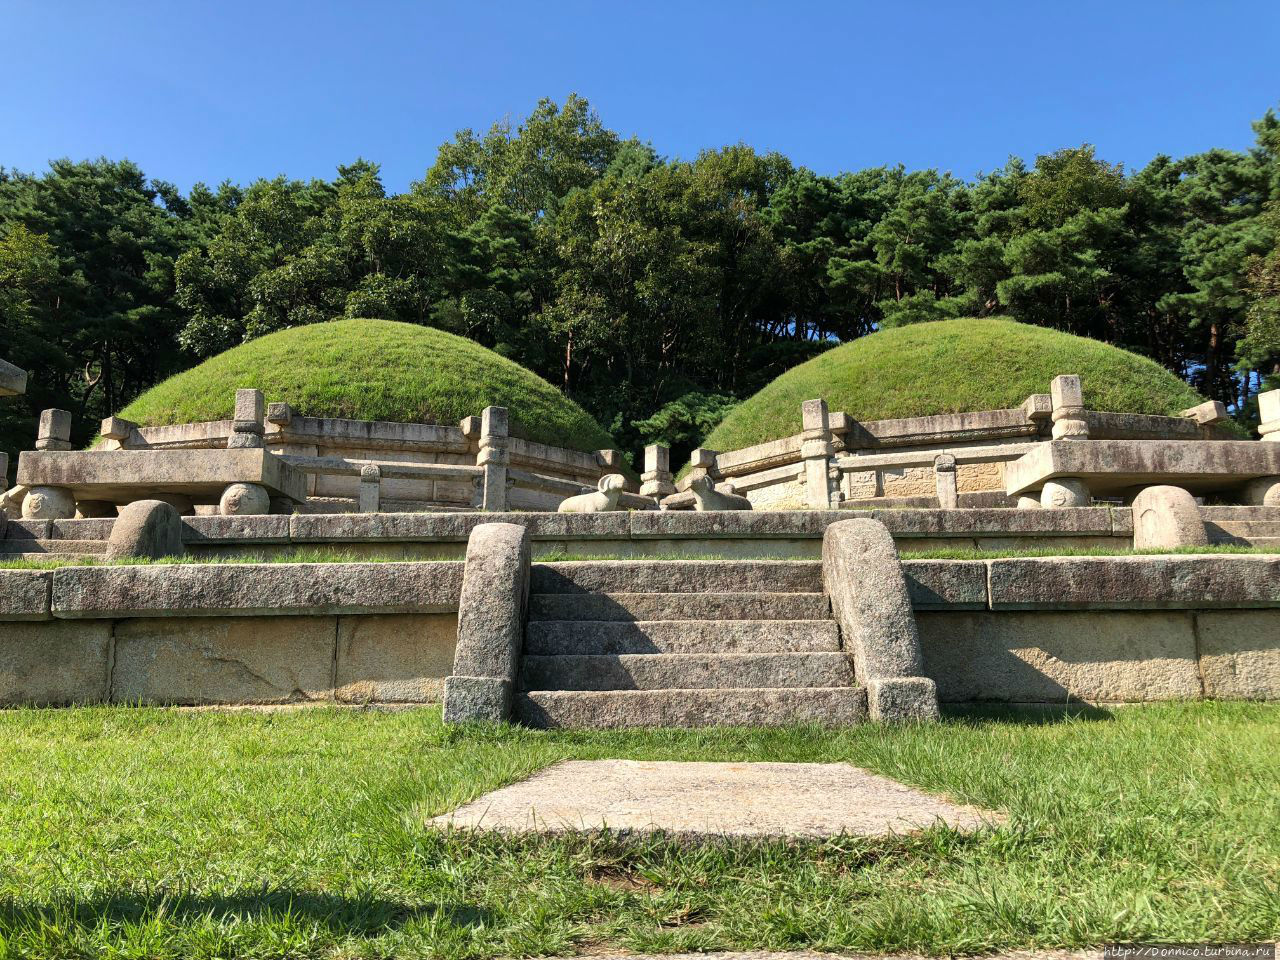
[899,543,1280,560]
[0,703,1275,958]
[114,319,618,454]
[702,317,1231,454]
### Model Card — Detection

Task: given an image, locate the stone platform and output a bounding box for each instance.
[16,448,308,508]
[430,759,999,838]
[1005,439,1280,498]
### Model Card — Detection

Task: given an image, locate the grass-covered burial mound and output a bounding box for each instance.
[117,319,618,453]
[703,317,1212,452]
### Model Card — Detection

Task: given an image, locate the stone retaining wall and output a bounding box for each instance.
[2,554,1276,708]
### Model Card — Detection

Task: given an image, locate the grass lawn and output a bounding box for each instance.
[1,702,1276,959]
[113,319,619,455]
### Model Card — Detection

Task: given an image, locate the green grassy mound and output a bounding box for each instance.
[116,319,617,453]
[704,318,1213,452]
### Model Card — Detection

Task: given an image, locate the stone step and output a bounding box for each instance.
[521,652,855,691]
[1205,520,1280,540]
[0,538,107,556]
[517,687,868,728]
[1200,506,1280,522]
[528,591,830,622]
[532,561,822,595]
[524,619,842,655]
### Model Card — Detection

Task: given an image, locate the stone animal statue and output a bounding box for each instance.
[558,473,626,514]
[689,475,752,511]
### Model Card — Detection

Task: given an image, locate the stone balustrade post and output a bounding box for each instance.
[359,464,381,513]
[477,406,510,512]
[639,444,676,500]
[1258,389,1280,442]
[933,453,958,509]
[1050,375,1089,440]
[36,408,72,451]
[227,389,265,449]
[801,398,837,509]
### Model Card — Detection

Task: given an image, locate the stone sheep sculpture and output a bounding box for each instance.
[558,473,626,513]
[689,475,752,511]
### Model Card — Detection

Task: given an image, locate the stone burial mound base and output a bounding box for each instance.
[429,759,1001,839]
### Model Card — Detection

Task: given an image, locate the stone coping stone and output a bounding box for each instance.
[988,555,1280,609]
[276,508,1126,546]
[15,449,308,504]
[50,561,463,618]
[0,570,53,620]
[903,561,989,609]
[430,759,1000,839]
[289,511,632,542]
[1005,440,1280,496]
[184,515,291,543]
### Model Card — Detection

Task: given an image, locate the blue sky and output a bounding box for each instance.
[5,0,1279,194]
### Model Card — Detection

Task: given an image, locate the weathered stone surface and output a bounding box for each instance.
[442,675,511,723]
[107,500,185,560]
[557,474,625,514]
[532,560,822,595]
[866,676,940,721]
[1005,439,1280,497]
[1181,399,1230,425]
[902,560,989,609]
[528,591,830,623]
[289,510,631,542]
[629,510,840,539]
[22,486,76,519]
[219,482,271,516]
[431,759,995,837]
[0,569,52,620]
[987,555,1280,609]
[52,561,464,617]
[1040,478,1090,508]
[1196,610,1280,700]
[933,454,958,509]
[690,475,753,511]
[918,610,1202,702]
[823,520,925,680]
[111,615,334,704]
[1240,476,1280,507]
[183,514,291,543]
[449,523,530,682]
[335,613,456,703]
[16,448,308,505]
[1131,485,1208,550]
[521,652,855,691]
[36,408,73,449]
[518,687,868,728]
[0,620,111,705]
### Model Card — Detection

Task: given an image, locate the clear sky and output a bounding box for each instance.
[5,0,1279,194]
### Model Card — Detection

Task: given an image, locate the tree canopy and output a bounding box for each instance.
[2,94,1278,475]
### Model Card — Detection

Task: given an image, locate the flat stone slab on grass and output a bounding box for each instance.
[430,759,999,838]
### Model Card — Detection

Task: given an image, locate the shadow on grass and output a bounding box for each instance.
[0,888,491,935]
[942,702,1116,726]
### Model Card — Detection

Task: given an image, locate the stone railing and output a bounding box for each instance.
[663,375,1244,511]
[8,390,635,517]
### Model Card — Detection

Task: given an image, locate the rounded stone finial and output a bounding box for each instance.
[1040,478,1091,508]
[219,482,271,516]
[22,485,77,520]
[360,464,381,482]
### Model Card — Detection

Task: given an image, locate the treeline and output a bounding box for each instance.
[2,94,1279,472]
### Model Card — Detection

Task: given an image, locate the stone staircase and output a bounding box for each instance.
[1201,506,1280,548]
[516,560,867,728]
